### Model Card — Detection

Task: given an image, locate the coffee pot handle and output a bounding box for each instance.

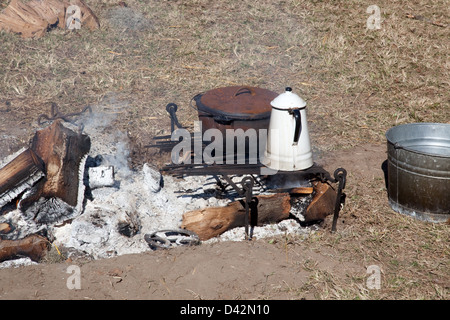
[291,109,301,145]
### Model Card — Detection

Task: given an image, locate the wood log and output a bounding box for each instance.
[273,186,313,195]
[19,120,91,224]
[7,0,48,29]
[181,193,291,241]
[304,181,337,222]
[0,1,47,38]
[43,0,67,29]
[0,0,99,38]
[68,0,99,30]
[0,148,45,209]
[0,234,49,262]
[27,0,59,25]
[65,3,80,29]
[0,223,12,234]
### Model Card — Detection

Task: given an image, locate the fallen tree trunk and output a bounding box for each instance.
[181,193,291,241]
[0,234,49,262]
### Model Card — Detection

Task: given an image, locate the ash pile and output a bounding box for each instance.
[0,100,330,267]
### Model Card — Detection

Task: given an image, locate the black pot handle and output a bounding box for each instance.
[290,109,302,145]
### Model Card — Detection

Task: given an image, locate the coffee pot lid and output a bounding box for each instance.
[270,87,306,110]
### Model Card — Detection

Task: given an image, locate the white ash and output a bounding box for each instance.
[0,166,44,208]
[205,219,317,243]
[0,147,27,168]
[289,195,313,222]
[0,257,38,269]
[51,166,230,259]
[0,208,45,240]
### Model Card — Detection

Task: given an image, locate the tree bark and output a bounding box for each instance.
[19,120,91,224]
[0,0,99,38]
[181,193,291,240]
[0,148,45,209]
[0,234,49,262]
[304,181,337,222]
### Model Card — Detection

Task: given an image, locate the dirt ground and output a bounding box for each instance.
[0,142,396,300]
[0,0,448,301]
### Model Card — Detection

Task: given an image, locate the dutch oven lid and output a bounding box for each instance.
[194,86,278,120]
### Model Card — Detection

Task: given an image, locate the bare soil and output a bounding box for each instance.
[0,142,393,300]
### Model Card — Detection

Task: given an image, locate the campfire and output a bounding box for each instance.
[0,88,347,266]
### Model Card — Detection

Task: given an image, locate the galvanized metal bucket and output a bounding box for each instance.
[386,123,450,222]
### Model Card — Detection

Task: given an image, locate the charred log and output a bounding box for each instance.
[19,120,91,224]
[181,193,291,241]
[0,148,45,210]
[304,181,337,222]
[0,234,49,262]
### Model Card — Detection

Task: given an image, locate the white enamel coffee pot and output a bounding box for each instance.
[262,87,313,171]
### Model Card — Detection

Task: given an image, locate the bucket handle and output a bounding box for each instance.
[393,142,405,150]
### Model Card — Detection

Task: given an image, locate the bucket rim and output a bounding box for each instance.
[385,122,450,158]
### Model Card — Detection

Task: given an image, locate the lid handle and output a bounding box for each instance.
[233,86,255,97]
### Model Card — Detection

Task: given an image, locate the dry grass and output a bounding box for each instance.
[0,0,448,299]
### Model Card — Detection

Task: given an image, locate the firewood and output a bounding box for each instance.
[273,186,314,194]
[0,148,45,209]
[181,193,291,240]
[7,0,47,29]
[0,223,12,234]
[304,181,337,222]
[0,234,49,262]
[0,5,47,38]
[19,120,91,224]
[0,0,99,38]
[44,0,67,29]
[27,0,58,25]
[68,0,99,30]
[65,3,80,29]
[290,186,314,194]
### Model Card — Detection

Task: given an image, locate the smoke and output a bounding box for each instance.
[77,94,133,179]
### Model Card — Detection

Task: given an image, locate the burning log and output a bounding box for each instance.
[0,148,45,209]
[304,181,337,222]
[19,120,91,224]
[181,193,291,241]
[0,0,99,38]
[182,179,338,240]
[0,234,49,262]
[0,223,12,234]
